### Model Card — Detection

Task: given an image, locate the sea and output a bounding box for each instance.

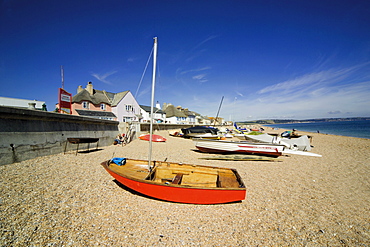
[264,120,370,139]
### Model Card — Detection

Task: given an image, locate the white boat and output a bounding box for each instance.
[193,139,285,157]
[193,139,322,157]
[236,133,312,151]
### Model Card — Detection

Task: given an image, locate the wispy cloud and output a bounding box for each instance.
[255,65,368,106]
[180,66,211,75]
[258,67,357,95]
[222,65,370,120]
[91,71,118,85]
[193,35,219,50]
[192,74,208,83]
[235,91,244,97]
[185,36,219,62]
[176,67,211,84]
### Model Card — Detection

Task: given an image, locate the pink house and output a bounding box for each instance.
[72,82,140,122]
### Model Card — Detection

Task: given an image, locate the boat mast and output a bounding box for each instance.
[148,37,158,169]
[213,96,224,126]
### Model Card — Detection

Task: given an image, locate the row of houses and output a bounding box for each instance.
[69,82,223,125]
[0,82,225,125]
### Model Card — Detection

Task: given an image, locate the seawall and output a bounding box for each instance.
[0,106,119,166]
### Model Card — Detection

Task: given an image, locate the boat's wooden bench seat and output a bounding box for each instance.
[217,172,240,188]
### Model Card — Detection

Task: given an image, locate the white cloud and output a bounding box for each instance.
[91,71,118,85]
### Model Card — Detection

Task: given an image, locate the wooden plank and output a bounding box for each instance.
[172,173,183,184]
[181,173,217,187]
[218,174,240,188]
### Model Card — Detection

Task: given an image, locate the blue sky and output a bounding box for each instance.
[1,0,369,121]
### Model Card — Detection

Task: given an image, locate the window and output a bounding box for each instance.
[82,101,89,109]
[100,103,106,110]
[123,117,133,122]
[125,104,133,112]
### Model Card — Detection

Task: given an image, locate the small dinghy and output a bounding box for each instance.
[139,134,166,142]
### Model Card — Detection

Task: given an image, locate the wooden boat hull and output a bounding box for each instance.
[193,139,285,157]
[101,159,246,204]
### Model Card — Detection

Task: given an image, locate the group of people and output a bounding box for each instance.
[114,133,126,145]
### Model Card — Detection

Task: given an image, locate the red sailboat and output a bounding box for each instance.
[101,37,246,204]
[101,158,246,204]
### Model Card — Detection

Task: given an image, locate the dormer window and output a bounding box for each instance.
[82,101,89,109]
[100,103,106,110]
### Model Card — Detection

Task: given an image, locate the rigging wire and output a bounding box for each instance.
[135,47,154,99]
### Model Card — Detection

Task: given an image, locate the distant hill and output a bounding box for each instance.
[237,117,370,125]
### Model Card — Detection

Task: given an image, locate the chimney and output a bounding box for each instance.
[156,101,161,109]
[77,85,83,93]
[162,103,167,110]
[86,81,93,95]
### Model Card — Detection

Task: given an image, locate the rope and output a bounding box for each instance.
[135,47,154,98]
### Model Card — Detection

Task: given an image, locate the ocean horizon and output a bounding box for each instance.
[263,120,370,139]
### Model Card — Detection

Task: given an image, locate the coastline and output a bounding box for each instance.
[1,129,369,246]
[261,120,370,139]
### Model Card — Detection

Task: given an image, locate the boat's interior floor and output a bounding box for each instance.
[109,161,151,180]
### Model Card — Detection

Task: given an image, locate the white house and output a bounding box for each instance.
[162,104,187,124]
[111,91,141,122]
[140,103,166,123]
[0,96,46,110]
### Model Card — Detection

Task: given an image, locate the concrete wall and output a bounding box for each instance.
[0,106,119,166]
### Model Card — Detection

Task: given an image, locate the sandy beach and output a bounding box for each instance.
[1,128,369,246]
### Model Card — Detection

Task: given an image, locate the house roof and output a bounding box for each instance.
[140,105,165,114]
[72,89,110,105]
[111,91,129,106]
[72,88,129,106]
[183,109,200,117]
[164,104,187,118]
[75,109,117,118]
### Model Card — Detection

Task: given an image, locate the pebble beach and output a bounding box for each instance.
[1,127,369,246]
